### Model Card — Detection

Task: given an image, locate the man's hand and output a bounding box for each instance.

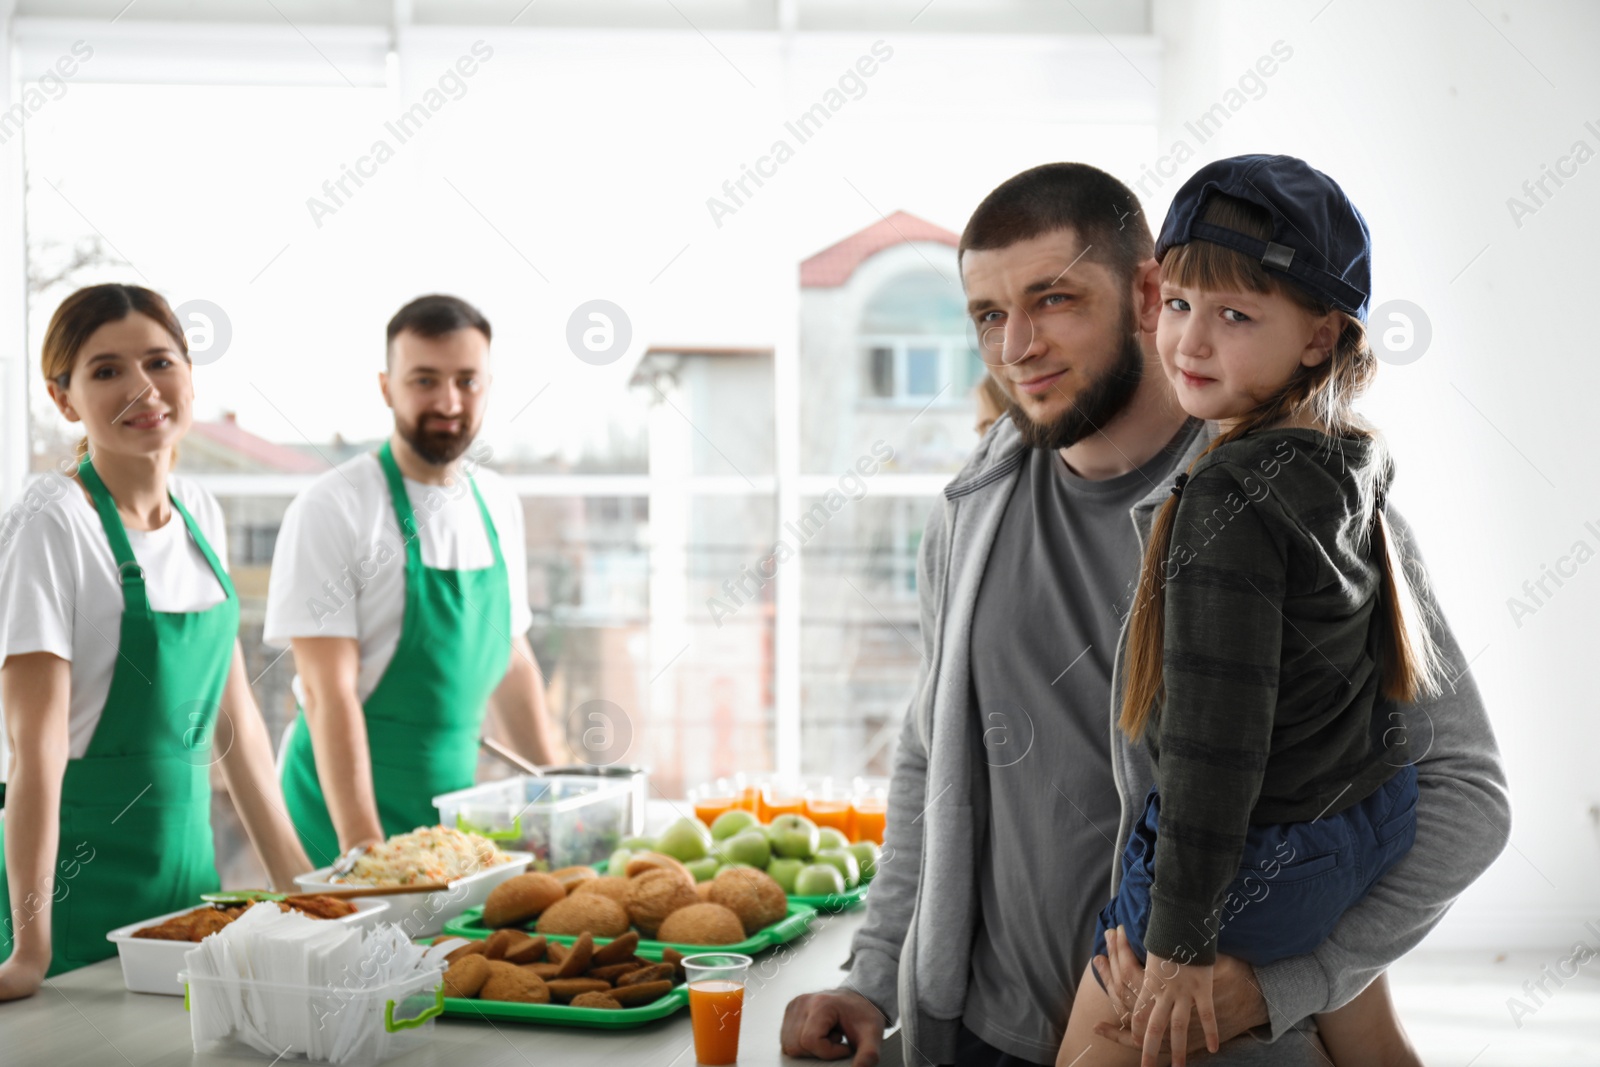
[1133,952,1219,1067]
[781,988,886,1066]
[1092,926,1269,1056]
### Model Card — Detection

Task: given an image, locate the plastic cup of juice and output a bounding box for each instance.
[684,952,753,1066]
[690,780,739,826]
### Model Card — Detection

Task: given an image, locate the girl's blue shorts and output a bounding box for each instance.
[1092,761,1418,980]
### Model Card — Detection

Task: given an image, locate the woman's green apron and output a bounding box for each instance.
[280,442,512,866]
[0,456,236,975]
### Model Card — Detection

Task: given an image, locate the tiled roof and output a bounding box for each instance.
[189,413,329,473]
[800,210,959,288]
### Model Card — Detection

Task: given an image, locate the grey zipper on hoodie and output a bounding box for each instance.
[838,415,1511,1066]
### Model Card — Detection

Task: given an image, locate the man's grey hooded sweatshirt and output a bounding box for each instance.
[840,414,1511,1065]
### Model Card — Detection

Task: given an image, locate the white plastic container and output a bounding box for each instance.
[180,967,443,1067]
[293,851,531,939]
[431,774,631,870]
[106,899,389,996]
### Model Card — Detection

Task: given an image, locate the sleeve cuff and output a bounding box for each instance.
[840,945,900,1028]
[1253,952,1332,1042]
[1144,896,1219,967]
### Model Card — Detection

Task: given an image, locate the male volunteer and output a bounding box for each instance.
[265,294,560,865]
[780,164,1510,1065]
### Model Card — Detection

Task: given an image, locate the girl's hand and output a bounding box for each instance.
[1134,953,1220,1067]
[0,950,50,1003]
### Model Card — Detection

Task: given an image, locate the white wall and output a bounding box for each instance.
[1151,0,1600,952]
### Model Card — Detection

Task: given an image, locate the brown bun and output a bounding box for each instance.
[551,865,601,893]
[623,851,693,884]
[625,869,699,938]
[572,876,634,906]
[533,893,631,938]
[483,872,566,928]
[708,867,788,935]
[654,902,746,946]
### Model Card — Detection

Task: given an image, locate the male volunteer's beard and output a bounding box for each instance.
[400,414,476,465]
[1006,328,1144,452]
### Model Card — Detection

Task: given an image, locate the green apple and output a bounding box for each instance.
[815,847,861,889]
[815,827,850,853]
[710,809,761,841]
[768,814,820,860]
[606,848,634,875]
[620,835,656,851]
[766,857,805,894]
[655,816,714,862]
[793,863,846,897]
[718,829,771,869]
[685,856,721,882]
[846,841,880,882]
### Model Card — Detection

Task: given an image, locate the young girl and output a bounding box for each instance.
[0,284,312,999]
[1057,155,1440,1067]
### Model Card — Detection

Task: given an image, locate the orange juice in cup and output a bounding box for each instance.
[685,953,752,1066]
[736,785,761,814]
[806,799,853,836]
[760,777,805,821]
[803,778,854,836]
[851,777,889,844]
[690,780,738,826]
[851,800,886,844]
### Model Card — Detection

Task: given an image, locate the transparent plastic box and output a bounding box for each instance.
[180,967,443,1067]
[431,774,630,870]
[107,898,390,996]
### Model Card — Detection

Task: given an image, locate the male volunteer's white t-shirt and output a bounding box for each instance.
[262,451,533,710]
[0,473,231,782]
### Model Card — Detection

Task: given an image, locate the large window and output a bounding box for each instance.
[6,19,1157,884]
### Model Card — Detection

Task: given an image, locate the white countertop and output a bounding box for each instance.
[1,904,890,1067]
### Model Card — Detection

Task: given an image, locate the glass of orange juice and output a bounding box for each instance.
[690,778,739,826]
[803,777,854,837]
[760,777,806,821]
[850,777,888,844]
[733,771,763,815]
[684,952,753,1065]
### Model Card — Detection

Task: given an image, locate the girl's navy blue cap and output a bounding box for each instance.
[1154,154,1372,322]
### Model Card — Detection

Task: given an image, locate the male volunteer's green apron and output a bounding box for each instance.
[280,441,512,865]
[0,457,236,976]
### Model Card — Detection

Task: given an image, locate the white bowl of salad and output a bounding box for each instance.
[294,825,531,938]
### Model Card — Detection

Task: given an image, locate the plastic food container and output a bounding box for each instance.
[294,851,531,939]
[537,763,651,838]
[106,899,390,997]
[180,967,443,1067]
[431,775,629,870]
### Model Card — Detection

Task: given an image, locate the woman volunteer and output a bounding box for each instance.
[0,284,311,998]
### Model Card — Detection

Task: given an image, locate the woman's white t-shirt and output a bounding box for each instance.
[0,472,231,782]
[261,451,533,711]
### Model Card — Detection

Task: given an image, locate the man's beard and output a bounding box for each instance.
[398,412,476,465]
[1005,309,1144,451]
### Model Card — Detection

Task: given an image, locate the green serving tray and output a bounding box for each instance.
[442,900,818,956]
[788,883,868,912]
[440,984,689,1029]
[591,860,870,912]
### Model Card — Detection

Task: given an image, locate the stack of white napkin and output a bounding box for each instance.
[183,902,454,1066]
